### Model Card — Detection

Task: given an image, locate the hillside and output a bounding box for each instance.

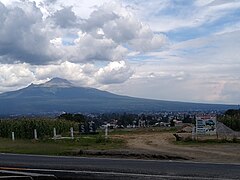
[0,78,238,115]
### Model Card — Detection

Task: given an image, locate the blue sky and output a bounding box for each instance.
[0,0,240,104]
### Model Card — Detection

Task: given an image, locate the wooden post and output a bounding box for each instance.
[70,127,74,139]
[12,132,15,141]
[53,128,56,139]
[105,125,108,139]
[34,129,38,140]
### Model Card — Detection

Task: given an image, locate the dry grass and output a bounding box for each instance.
[110,128,240,163]
[1,127,239,163]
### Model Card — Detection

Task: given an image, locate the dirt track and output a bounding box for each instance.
[114,132,240,163]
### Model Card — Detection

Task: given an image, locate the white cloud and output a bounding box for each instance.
[194,0,215,7]
[1,0,151,93]
[0,0,167,65]
[50,37,62,47]
[0,0,239,105]
[72,33,128,62]
[43,0,111,19]
[81,2,168,52]
[129,33,168,52]
[221,81,240,102]
[0,60,133,93]
[215,22,240,35]
[113,30,240,104]
[123,0,240,33]
[34,61,97,86]
[0,63,34,92]
[95,61,133,84]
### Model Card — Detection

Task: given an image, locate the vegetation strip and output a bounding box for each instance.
[72,149,190,160]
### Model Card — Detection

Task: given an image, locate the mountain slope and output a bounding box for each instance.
[0,78,238,115]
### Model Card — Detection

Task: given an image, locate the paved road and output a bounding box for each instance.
[0,153,239,179]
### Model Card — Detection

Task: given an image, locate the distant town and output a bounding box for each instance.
[81,111,219,129]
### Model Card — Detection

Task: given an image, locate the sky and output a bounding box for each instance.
[0,0,239,104]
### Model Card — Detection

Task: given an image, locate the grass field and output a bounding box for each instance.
[1,127,240,163]
[0,135,125,155]
[0,127,175,156]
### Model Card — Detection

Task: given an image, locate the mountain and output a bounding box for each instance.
[0,78,238,115]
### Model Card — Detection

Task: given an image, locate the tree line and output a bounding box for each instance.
[218,109,240,131]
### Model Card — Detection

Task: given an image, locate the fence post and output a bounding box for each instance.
[12,132,15,141]
[70,127,74,139]
[105,125,108,139]
[53,128,56,139]
[34,129,38,140]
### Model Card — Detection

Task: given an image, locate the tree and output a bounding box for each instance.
[59,113,85,123]
[218,109,240,131]
[170,119,175,127]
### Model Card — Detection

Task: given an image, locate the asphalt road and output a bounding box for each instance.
[0,153,239,179]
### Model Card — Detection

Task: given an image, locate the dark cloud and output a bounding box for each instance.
[81,8,118,32]
[0,1,167,66]
[0,1,55,64]
[51,7,77,28]
[45,0,58,4]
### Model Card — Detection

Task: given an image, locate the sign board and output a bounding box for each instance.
[196,116,217,135]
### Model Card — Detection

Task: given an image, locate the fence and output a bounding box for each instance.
[0,119,78,139]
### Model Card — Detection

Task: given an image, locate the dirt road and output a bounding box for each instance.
[114,132,240,163]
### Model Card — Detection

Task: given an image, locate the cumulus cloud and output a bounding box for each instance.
[0,63,34,92]
[82,6,118,32]
[34,60,133,85]
[0,59,133,93]
[0,0,167,67]
[129,33,168,52]
[51,7,77,28]
[43,1,169,63]
[71,33,128,62]
[95,61,133,84]
[82,2,168,52]
[2,0,239,105]
[0,0,146,91]
[34,61,96,86]
[0,1,57,64]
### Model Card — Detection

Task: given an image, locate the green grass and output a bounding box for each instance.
[0,127,175,156]
[0,135,126,156]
